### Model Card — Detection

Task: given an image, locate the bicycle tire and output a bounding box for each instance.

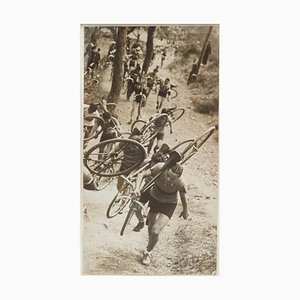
[131,120,146,133]
[84,138,146,177]
[179,126,216,165]
[168,108,185,124]
[171,139,195,153]
[120,202,136,236]
[140,113,168,146]
[106,195,131,219]
[170,88,178,99]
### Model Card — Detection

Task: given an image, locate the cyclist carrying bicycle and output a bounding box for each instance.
[187,58,197,86]
[145,68,159,97]
[128,82,147,124]
[98,111,121,142]
[83,103,100,142]
[156,78,176,112]
[134,162,189,265]
[126,70,140,101]
[161,48,167,67]
[146,110,173,154]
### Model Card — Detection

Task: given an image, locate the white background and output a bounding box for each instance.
[0,0,300,299]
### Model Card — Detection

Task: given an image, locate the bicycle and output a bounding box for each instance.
[83,101,118,143]
[130,113,168,147]
[131,106,184,135]
[106,162,150,218]
[106,139,192,219]
[118,127,216,235]
[119,150,182,236]
[162,104,185,125]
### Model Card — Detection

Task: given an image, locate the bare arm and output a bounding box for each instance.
[134,169,152,194]
[179,191,189,219]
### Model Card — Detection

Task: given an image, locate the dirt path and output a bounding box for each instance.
[82,49,218,275]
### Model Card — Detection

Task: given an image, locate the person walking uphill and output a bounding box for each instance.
[187,58,197,86]
[133,162,189,265]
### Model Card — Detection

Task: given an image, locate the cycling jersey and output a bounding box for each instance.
[84,108,99,127]
[149,163,186,204]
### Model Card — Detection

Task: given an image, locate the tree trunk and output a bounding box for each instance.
[108,27,127,103]
[142,26,156,74]
[196,26,213,74]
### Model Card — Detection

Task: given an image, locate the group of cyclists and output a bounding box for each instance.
[83,37,201,267]
[83,99,189,266]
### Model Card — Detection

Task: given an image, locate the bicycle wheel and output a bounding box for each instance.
[120,201,137,236]
[179,126,216,164]
[171,139,195,153]
[170,88,178,99]
[140,113,168,146]
[168,108,185,124]
[106,195,131,218]
[84,138,146,177]
[131,120,146,133]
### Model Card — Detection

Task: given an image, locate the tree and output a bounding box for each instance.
[142,26,156,74]
[196,26,213,74]
[108,27,127,103]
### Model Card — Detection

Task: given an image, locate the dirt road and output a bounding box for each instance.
[82,50,218,275]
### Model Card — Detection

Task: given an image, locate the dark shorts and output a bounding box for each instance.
[140,190,177,219]
[158,91,167,97]
[156,132,164,141]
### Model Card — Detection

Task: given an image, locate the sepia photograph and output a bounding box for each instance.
[81,25,219,275]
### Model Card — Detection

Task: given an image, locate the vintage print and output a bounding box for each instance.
[82,25,219,275]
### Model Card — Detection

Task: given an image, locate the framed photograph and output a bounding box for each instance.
[81,25,219,275]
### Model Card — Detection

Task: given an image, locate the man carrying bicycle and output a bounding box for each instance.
[134,162,189,265]
[156,78,175,112]
[83,103,100,142]
[145,68,159,97]
[128,82,147,124]
[146,110,173,154]
[98,111,121,142]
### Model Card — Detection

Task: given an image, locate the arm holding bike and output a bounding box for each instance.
[179,191,189,219]
[134,169,152,196]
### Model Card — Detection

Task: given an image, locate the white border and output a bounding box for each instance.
[1,0,300,299]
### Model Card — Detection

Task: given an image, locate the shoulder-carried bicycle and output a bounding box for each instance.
[118,126,216,235]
